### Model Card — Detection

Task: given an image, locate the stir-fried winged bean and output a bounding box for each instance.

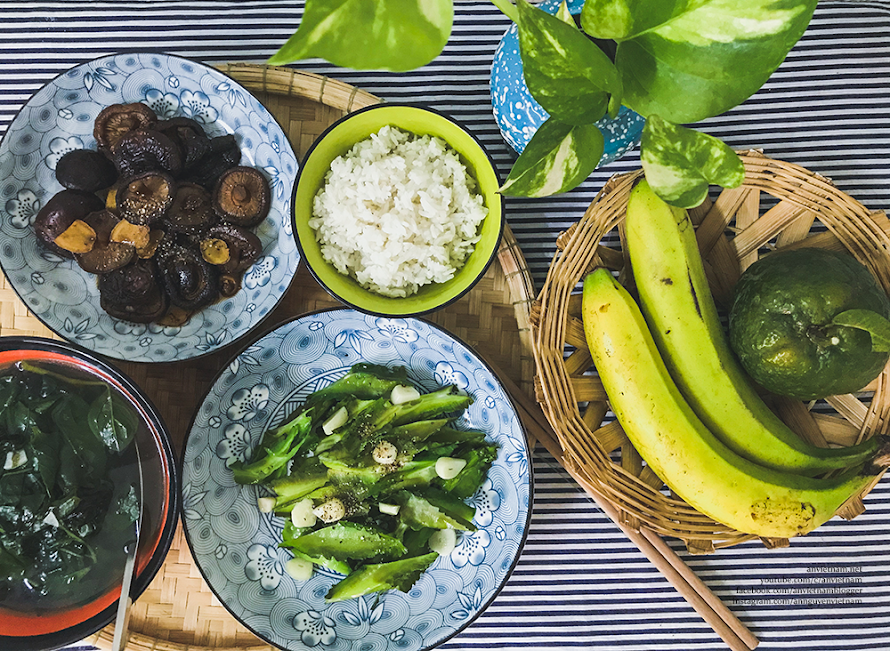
[234,363,499,600]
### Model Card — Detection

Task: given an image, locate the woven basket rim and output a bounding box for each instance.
[531,149,890,551]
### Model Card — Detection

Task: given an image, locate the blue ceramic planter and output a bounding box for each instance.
[490,0,645,165]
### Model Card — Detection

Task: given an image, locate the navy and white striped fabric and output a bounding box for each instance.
[2,2,890,650]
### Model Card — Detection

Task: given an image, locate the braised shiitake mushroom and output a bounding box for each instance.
[185,135,241,190]
[98,258,169,323]
[218,274,241,298]
[212,166,271,228]
[94,102,157,152]
[75,210,136,275]
[34,190,106,259]
[117,171,176,226]
[55,149,118,193]
[201,222,262,274]
[156,117,212,170]
[35,100,270,325]
[113,128,183,178]
[157,243,219,310]
[165,182,216,234]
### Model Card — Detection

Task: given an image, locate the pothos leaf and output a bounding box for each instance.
[500,118,604,198]
[832,309,890,352]
[515,0,620,125]
[267,0,454,72]
[640,114,744,208]
[554,0,574,24]
[582,0,818,123]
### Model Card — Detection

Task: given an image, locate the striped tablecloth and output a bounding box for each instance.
[2,2,890,650]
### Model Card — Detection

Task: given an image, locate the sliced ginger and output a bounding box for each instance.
[110,219,151,250]
[53,219,96,253]
[200,237,231,265]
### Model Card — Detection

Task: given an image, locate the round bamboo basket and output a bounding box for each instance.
[531,150,890,553]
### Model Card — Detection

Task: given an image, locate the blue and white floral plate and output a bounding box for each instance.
[0,52,299,362]
[180,308,532,651]
[490,0,645,162]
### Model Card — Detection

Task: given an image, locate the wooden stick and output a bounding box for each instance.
[488,356,760,651]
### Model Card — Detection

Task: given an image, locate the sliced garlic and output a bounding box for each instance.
[257,496,277,513]
[291,498,318,528]
[390,384,420,405]
[42,510,60,528]
[378,502,400,516]
[372,440,398,465]
[4,450,27,470]
[429,528,457,555]
[313,498,346,524]
[435,456,467,480]
[285,557,314,581]
[322,406,348,435]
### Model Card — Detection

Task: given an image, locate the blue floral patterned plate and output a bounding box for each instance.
[0,52,299,362]
[180,308,532,651]
[490,0,645,163]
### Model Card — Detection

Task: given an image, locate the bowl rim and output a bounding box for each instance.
[0,335,180,651]
[0,50,300,365]
[291,102,505,318]
[178,306,534,651]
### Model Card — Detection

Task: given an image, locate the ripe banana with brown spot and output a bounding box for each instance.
[581,268,883,538]
[625,178,882,476]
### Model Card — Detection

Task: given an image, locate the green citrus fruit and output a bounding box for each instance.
[728,247,890,400]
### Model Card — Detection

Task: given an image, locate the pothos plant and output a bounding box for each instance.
[269,0,817,208]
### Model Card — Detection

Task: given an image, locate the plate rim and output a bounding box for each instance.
[177,306,535,651]
[0,50,300,364]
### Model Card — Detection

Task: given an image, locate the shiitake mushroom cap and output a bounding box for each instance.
[118,171,176,226]
[157,243,219,310]
[164,182,216,234]
[34,190,106,259]
[156,117,212,170]
[113,128,183,178]
[185,135,241,190]
[55,149,119,192]
[212,166,271,228]
[218,274,241,297]
[75,209,136,274]
[94,102,157,152]
[98,258,170,324]
[203,222,262,274]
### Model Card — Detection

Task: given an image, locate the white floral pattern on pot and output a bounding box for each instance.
[490,0,645,163]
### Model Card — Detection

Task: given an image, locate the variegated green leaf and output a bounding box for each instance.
[832,309,890,353]
[499,118,604,198]
[582,0,817,123]
[555,1,574,25]
[515,0,620,125]
[580,0,681,41]
[640,115,744,209]
[268,0,453,71]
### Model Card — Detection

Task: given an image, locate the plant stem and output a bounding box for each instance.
[489,0,519,24]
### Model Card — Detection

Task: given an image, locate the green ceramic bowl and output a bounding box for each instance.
[292,103,504,316]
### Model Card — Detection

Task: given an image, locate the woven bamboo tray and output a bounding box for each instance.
[531,150,890,553]
[0,63,537,651]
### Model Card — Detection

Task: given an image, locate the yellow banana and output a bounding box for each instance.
[625,179,881,476]
[581,268,882,538]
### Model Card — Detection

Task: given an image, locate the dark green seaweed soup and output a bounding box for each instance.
[0,360,142,614]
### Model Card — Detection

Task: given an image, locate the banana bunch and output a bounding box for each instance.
[580,179,889,539]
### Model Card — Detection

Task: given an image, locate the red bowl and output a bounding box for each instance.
[0,337,179,651]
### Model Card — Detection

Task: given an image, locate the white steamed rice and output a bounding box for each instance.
[310,125,489,298]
